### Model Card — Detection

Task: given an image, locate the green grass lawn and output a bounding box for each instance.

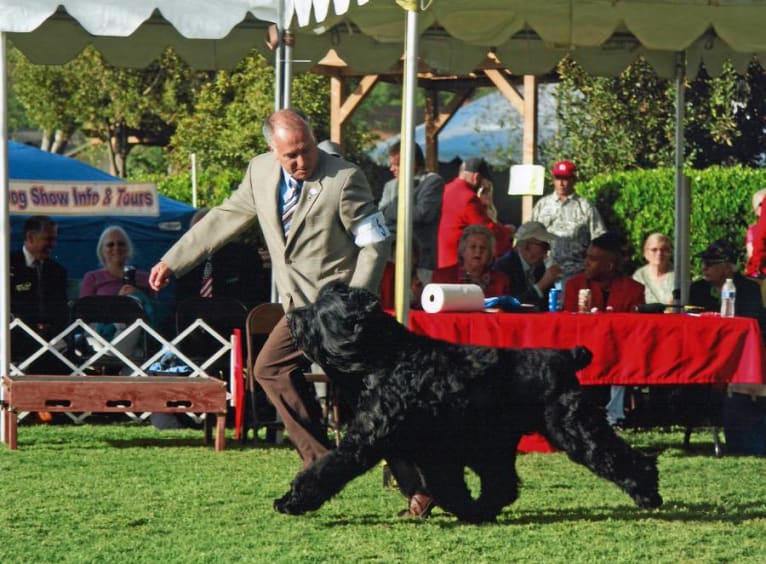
[1,423,765,563]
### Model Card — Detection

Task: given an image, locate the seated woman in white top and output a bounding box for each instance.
[632,233,675,304]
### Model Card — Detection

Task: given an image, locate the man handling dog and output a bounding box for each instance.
[149,110,423,500]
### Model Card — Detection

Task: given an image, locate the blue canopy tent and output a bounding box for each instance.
[9,141,196,281]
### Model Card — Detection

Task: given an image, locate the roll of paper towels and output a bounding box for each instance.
[421,283,485,313]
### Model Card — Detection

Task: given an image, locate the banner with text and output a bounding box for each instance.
[9,181,159,216]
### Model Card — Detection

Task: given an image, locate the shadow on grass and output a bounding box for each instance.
[503,500,766,526]
[105,437,295,451]
[314,498,766,528]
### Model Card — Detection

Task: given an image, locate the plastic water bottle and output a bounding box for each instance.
[720,278,736,318]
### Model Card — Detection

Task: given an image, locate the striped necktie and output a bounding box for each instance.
[200,257,213,298]
[282,176,300,236]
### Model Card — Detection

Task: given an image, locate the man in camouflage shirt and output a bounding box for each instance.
[531,160,606,280]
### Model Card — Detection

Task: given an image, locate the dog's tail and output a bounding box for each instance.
[571,346,593,370]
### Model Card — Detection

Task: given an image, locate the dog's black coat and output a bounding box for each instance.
[275,281,662,523]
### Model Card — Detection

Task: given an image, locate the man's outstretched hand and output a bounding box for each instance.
[149,261,172,291]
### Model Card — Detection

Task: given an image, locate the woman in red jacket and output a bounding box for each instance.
[432,224,511,297]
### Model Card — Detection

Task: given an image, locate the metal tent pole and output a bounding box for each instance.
[0,32,9,442]
[394,8,419,325]
[673,51,690,306]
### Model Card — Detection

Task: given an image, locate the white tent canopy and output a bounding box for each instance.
[2,0,368,68]
[295,0,765,78]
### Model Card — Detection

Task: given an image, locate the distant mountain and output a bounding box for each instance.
[369,84,559,166]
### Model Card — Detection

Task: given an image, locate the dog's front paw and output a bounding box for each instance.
[273,491,305,515]
[633,491,663,510]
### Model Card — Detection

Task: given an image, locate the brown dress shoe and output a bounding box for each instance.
[398,493,435,518]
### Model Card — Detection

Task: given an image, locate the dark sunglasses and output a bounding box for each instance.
[106,241,127,248]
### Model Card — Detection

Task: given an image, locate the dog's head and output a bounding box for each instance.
[287,281,385,370]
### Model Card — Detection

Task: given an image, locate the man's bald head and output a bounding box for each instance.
[263,109,319,181]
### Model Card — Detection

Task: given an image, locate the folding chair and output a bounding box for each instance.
[244,303,341,445]
[71,295,148,374]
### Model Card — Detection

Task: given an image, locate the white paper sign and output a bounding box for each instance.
[508,164,545,196]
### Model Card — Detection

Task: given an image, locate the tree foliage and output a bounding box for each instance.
[576,166,766,272]
[549,58,766,178]
[11,45,201,177]
[168,51,376,205]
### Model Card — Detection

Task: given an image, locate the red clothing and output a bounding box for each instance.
[563,273,645,313]
[431,265,511,297]
[437,177,512,268]
[379,261,395,310]
[747,212,766,276]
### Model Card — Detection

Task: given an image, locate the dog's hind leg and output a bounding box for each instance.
[470,456,520,522]
[274,443,383,515]
[542,390,662,509]
[416,461,499,524]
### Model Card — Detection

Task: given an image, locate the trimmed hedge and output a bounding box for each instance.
[575,166,766,272]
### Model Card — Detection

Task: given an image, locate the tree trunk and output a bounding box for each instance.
[51,130,71,154]
[40,130,53,152]
[109,124,131,178]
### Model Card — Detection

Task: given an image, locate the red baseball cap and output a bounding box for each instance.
[552,160,577,178]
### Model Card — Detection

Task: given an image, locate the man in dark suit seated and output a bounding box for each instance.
[689,239,765,323]
[175,208,270,310]
[10,215,70,375]
[495,221,562,310]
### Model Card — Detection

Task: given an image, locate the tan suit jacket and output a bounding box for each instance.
[162,151,390,311]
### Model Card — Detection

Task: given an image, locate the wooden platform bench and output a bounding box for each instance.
[1,375,228,451]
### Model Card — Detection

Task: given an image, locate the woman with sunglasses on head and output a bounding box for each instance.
[79,226,154,299]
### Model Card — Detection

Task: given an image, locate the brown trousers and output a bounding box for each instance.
[254,315,331,467]
[255,314,427,497]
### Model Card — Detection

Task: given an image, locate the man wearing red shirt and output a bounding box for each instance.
[437,158,513,268]
[563,232,645,429]
[563,232,645,313]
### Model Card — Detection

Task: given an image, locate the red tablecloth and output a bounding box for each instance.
[408,311,765,386]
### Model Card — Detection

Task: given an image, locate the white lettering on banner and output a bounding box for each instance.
[8,181,159,216]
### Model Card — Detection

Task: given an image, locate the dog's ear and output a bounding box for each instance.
[571,346,593,370]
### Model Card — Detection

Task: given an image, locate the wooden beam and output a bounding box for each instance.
[330,74,380,146]
[424,88,474,171]
[330,75,343,144]
[521,75,538,223]
[424,89,439,172]
[434,88,474,135]
[483,68,524,115]
[339,74,379,123]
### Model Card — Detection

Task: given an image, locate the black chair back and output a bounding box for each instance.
[72,295,146,324]
[175,297,249,337]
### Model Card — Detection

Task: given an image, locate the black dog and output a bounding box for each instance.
[275,281,662,523]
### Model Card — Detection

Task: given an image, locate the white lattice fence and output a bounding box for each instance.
[6,317,234,426]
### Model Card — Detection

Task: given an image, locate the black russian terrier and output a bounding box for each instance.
[274,281,662,523]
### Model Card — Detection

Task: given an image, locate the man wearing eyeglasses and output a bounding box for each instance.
[495,221,562,310]
[531,160,606,282]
